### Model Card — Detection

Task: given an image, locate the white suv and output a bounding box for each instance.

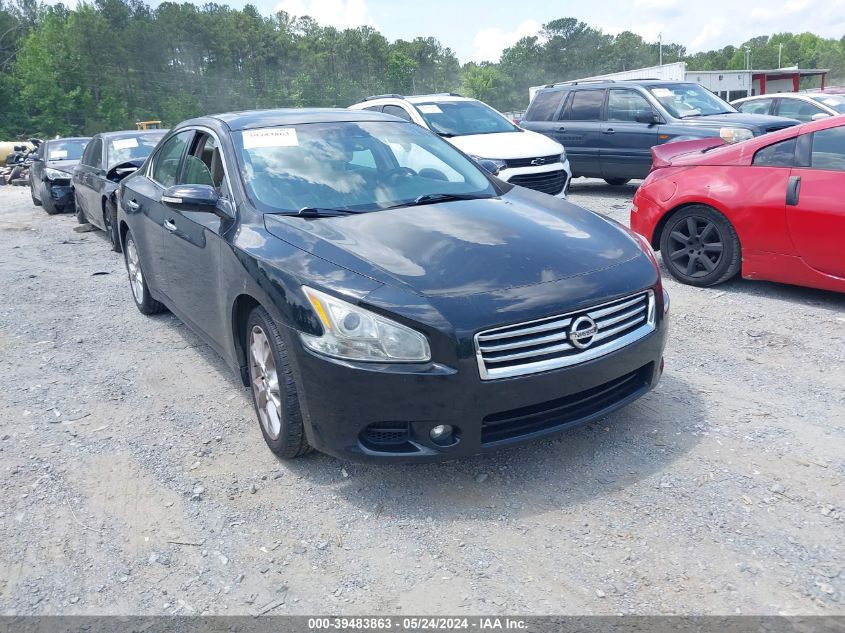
[349,93,572,198]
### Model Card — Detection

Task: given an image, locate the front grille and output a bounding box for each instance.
[481,364,652,444]
[505,154,561,169]
[507,169,567,195]
[475,291,655,380]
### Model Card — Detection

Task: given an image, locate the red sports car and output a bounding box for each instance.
[631,116,845,293]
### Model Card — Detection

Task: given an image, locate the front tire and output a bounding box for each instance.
[659,205,741,287]
[246,307,311,459]
[41,183,60,215]
[75,192,87,224]
[123,231,165,314]
[604,178,631,186]
[104,199,121,253]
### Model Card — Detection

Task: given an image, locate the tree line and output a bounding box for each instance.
[1,0,843,138]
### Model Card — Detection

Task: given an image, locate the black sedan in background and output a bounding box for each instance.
[29,137,90,214]
[117,109,669,462]
[73,129,166,251]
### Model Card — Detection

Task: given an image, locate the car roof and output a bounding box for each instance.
[190,108,404,131]
[47,137,91,143]
[538,79,692,92]
[98,129,168,139]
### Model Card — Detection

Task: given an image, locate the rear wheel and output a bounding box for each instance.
[604,178,631,186]
[123,231,165,314]
[246,307,311,459]
[659,205,741,287]
[104,199,121,252]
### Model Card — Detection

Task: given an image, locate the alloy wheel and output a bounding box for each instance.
[125,237,145,304]
[666,216,724,279]
[249,325,283,441]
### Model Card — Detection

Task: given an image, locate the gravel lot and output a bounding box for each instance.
[0,178,843,616]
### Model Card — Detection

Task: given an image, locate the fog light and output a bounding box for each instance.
[430,424,451,440]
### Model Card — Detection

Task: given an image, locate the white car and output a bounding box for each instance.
[349,93,572,198]
[732,92,845,122]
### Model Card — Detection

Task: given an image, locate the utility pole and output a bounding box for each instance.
[744,47,751,70]
[778,43,784,68]
[658,32,663,66]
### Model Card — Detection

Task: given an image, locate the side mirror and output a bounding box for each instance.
[811,112,831,121]
[635,110,659,125]
[477,159,500,176]
[161,184,221,214]
[30,154,42,162]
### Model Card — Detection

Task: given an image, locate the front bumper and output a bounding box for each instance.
[289,311,668,462]
[46,182,74,211]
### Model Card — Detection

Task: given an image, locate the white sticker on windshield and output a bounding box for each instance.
[49,150,67,160]
[652,88,674,97]
[823,98,839,106]
[418,104,443,114]
[112,137,139,150]
[243,127,299,148]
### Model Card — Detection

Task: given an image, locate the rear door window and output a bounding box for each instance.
[566,90,606,121]
[525,90,565,121]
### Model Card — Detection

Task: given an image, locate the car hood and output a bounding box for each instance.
[263,187,645,299]
[445,129,563,160]
[46,160,79,174]
[679,112,799,130]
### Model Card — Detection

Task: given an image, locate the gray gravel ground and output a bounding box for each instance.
[0,178,843,616]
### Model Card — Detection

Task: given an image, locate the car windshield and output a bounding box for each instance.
[414,100,518,136]
[808,94,845,113]
[233,120,496,214]
[47,139,87,161]
[107,133,166,167]
[648,84,736,118]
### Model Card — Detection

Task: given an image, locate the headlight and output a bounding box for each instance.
[470,156,507,171]
[560,149,567,163]
[44,167,69,180]
[300,287,431,362]
[719,127,754,144]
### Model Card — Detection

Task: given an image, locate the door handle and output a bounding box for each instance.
[786,175,801,206]
[125,199,140,211]
[164,219,177,232]
[603,128,616,134]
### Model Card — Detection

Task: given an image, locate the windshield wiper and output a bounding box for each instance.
[295,207,365,218]
[386,193,494,210]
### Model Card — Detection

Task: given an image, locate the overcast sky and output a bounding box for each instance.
[268,0,845,63]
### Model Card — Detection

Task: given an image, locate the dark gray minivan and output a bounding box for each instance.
[521,80,799,185]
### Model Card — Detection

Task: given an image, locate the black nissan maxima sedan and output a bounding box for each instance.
[73,129,167,251]
[117,108,669,462]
